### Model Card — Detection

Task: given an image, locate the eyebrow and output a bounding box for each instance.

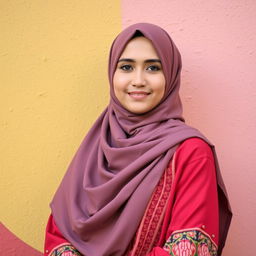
[118,58,161,63]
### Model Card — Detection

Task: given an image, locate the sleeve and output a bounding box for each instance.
[44,214,82,256]
[147,138,219,256]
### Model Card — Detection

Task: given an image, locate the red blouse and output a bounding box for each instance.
[45,138,219,256]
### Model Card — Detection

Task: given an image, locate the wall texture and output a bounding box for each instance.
[1,1,256,255]
[121,1,256,255]
[0,0,121,254]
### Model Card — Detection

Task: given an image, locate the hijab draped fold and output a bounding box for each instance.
[51,23,232,256]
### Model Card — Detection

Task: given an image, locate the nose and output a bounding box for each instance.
[132,69,146,87]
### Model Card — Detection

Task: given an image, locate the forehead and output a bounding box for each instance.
[119,36,160,59]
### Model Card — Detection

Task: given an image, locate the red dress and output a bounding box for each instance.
[44,138,219,256]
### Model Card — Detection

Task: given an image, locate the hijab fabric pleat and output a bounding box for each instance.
[51,23,231,256]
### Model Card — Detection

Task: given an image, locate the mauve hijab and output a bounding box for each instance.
[51,23,232,256]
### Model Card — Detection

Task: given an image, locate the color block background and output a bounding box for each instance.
[1,1,256,255]
[0,1,121,254]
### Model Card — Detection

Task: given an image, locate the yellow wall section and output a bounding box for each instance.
[0,1,121,251]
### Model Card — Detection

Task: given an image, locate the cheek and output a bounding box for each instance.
[113,73,125,92]
[113,73,127,102]
[154,75,166,96]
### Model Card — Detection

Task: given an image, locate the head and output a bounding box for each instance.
[113,35,165,114]
[109,23,183,120]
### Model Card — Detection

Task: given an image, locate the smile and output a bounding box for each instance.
[128,91,151,100]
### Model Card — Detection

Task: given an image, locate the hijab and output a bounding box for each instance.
[51,23,232,256]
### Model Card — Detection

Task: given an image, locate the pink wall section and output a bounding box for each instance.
[121,1,256,255]
[0,223,43,255]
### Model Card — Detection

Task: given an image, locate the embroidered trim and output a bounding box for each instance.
[48,243,82,256]
[163,229,218,256]
[167,228,218,248]
[129,160,173,256]
[171,152,176,184]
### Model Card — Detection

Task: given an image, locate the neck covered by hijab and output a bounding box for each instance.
[50,23,232,256]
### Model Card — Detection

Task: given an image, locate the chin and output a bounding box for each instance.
[128,108,152,115]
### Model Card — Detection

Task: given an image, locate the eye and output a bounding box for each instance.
[147,65,161,71]
[119,64,133,71]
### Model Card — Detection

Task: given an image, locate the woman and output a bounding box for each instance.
[44,23,232,256]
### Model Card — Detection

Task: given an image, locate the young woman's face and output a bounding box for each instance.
[113,36,165,114]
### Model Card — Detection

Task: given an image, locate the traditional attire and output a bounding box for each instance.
[45,23,232,256]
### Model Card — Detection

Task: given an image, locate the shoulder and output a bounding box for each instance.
[175,137,214,164]
[171,138,217,182]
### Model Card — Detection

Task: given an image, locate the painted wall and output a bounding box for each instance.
[0,1,121,254]
[1,1,256,255]
[121,1,256,255]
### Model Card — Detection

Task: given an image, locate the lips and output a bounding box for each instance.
[128,91,151,100]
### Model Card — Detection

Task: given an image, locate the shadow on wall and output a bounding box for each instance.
[0,223,43,255]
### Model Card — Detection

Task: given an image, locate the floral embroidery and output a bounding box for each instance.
[49,243,82,256]
[164,229,217,256]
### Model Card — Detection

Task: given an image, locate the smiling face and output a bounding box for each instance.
[113,36,166,114]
